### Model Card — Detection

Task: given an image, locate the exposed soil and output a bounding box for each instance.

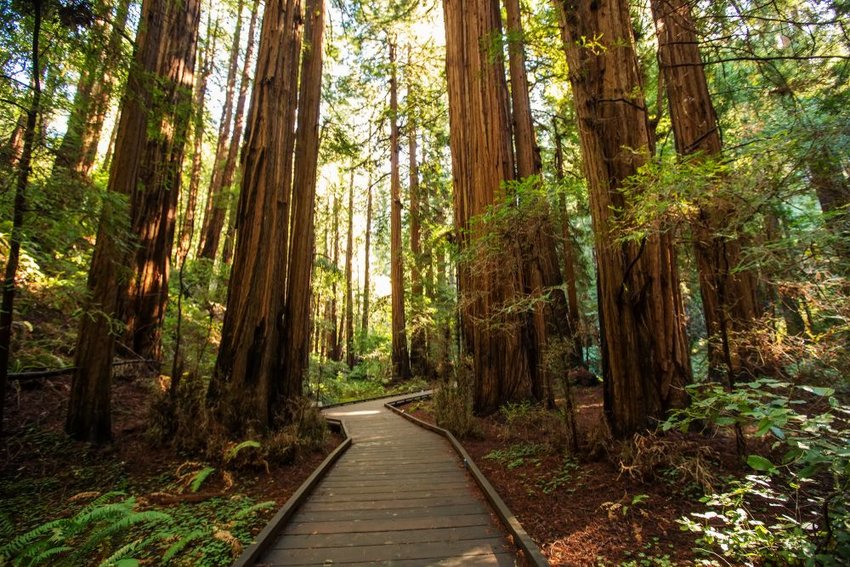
[403,386,756,566]
[1,371,339,548]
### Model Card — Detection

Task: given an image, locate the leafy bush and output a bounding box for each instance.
[664,379,850,565]
[434,360,479,438]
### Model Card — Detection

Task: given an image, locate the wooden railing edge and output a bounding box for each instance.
[386,396,549,567]
[231,417,352,567]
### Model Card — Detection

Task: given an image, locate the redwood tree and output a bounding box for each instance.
[651,0,760,381]
[67,0,169,442]
[123,0,202,360]
[389,39,411,381]
[555,0,691,436]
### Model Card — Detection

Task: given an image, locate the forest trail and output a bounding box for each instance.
[254,395,519,566]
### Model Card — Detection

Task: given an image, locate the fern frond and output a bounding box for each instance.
[225,440,261,462]
[161,529,206,564]
[232,501,276,520]
[78,511,170,556]
[0,517,67,559]
[30,544,73,565]
[189,467,216,493]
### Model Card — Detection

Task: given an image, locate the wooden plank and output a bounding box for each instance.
[257,553,518,567]
[293,503,488,522]
[285,514,493,535]
[271,525,504,549]
[297,495,476,511]
[317,476,468,489]
[308,487,471,501]
[261,538,512,565]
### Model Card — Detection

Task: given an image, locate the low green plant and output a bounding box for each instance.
[664,379,850,565]
[540,456,580,494]
[484,443,544,470]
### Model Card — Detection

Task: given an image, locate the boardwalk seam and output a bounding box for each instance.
[386,397,550,567]
[230,418,352,567]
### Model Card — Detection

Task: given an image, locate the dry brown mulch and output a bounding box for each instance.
[404,386,751,566]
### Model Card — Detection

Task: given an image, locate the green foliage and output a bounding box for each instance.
[433,361,479,439]
[484,443,544,470]
[539,456,580,494]
[665,379,850,564]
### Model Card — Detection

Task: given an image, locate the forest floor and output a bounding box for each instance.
[401,386,756,566]
[0,370,340,565]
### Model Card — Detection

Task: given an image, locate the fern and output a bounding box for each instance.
[232,501,276,520]
[225,440,261,463]
[0,517,67,560]
[161,529,206,564]
[189,467,216,493]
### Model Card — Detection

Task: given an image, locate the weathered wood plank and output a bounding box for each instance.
[257,553,518,567]
[285,513,493,535]
[294,502,488,522]
[272,525,504,549]
[261,538,511,565]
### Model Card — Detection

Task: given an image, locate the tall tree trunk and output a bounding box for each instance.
[389,40,411,381]
[197,0,246,260]
[281,0,325,398]
[68,0,169,443]
[650,0,760,381]
[207,0,303,433]
[344,168,355,368]
[361,138,373,339]
[553,119,584,364]
[54,0,131,180]
[504,0,576,405]
[177,14,218,265]
[0,2,41,435]
[407,78,428,378]
[555,0,691,436]
[123,0,202,360]
[328,192,341,361]
[444,0,533,414]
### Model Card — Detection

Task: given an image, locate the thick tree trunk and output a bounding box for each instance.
[344,169,355,368]
[408,102,428,378]
[197,0,246,261]
[555,0,691,436]
[68,0,168,443]
[650,0,760,381]
[281,0,325,399]
[389,40,411,381]
[207,0,303,433]
[444,0,533,414]
[0,3,41,436]
[55,0,131,181]
[177,16,218,265]
[504,0,576,404]
[123,0,202,360]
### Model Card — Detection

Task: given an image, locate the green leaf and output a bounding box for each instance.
[747,455,775,472]
[798,385,834,397]
[714,416,736,426]
[115,560,139,567]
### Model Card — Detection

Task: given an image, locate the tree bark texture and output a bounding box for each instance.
[123,0,202,360]
[555,0,691,436]
[504,0,576,404]
[408,107,428,378]
[208,0,303,432]
[444,0,536,414]
[68,0,168,443]
[651,0,760,380]
[389,40,411,381]
[281,0,325,399]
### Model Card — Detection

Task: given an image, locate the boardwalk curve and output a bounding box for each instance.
[249,394,521,566]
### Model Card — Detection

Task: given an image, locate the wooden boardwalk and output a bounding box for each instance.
[255,395,519,566]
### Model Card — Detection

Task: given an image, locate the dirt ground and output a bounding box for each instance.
[402,386,755,566]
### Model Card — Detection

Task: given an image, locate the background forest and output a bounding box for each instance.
[1,0,849,564]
